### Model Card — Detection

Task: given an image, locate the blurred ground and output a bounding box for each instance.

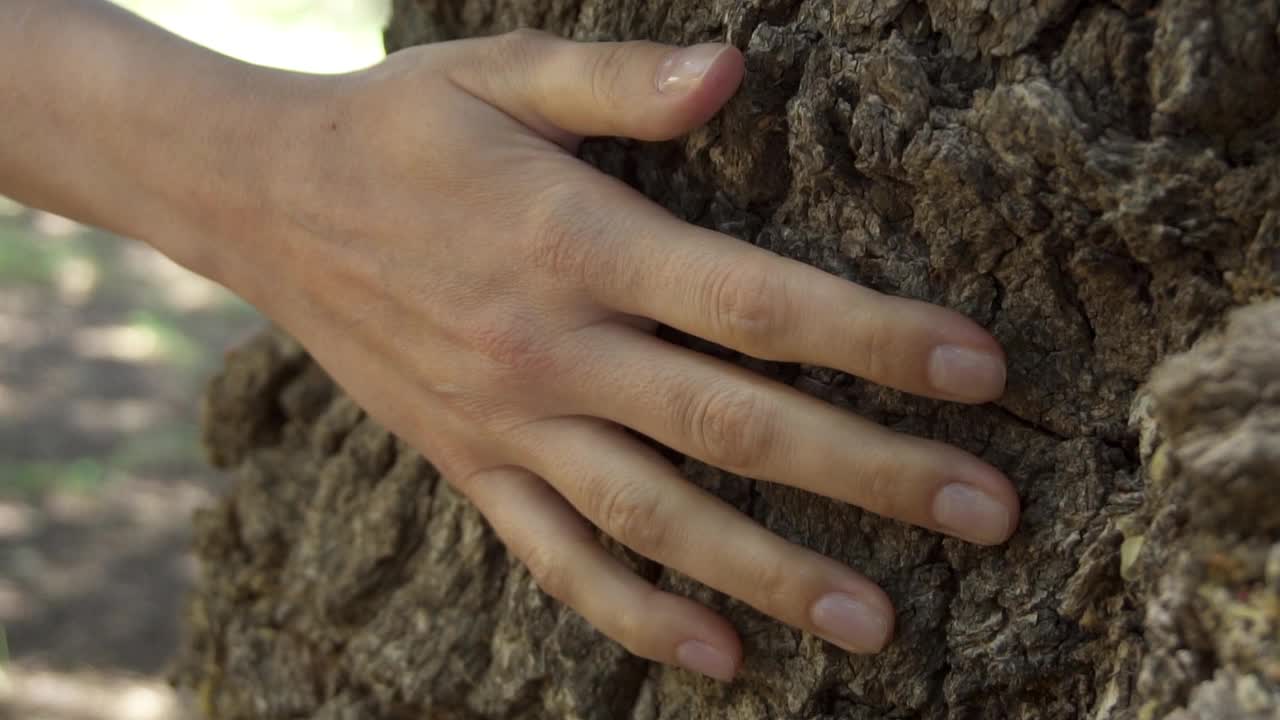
[0,2,388,718]
[0,204,258,720]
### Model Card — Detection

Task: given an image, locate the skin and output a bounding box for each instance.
[0,0,1020,682]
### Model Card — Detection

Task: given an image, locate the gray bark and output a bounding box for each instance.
[175,1,1280,718]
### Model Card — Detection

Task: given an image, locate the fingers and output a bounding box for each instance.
[460,465,743,681]
[556,188,1007,403]
[446,29,745,145]
[511,418,896,654]
[562,325,1019,546]
[444,31,1002,402]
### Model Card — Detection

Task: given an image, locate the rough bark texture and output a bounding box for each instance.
[175,1,1280,718]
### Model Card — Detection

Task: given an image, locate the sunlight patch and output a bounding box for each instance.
[0,667,189,720]
[72,324,162,361]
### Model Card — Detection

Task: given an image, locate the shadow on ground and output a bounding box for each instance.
[0,202,263,719]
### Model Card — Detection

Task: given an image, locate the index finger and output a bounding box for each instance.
[575,180,1006,403]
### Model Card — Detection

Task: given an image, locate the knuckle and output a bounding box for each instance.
[495,28,554,64]
[753,558,801,620]
[589,480,670,559]
[520,540,574,603]
[451,29,555,104]
[854,460,903,519]
[708,258,788,350]
[524,179,599,284]
[687,385,777,471]
[611,605,650,657]
[584,44,633,113]
[467,313,559,382]
[855,313,893,382]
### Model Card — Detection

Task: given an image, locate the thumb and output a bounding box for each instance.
[447,30,745,145]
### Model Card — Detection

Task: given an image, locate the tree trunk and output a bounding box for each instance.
[175,1,1280,718]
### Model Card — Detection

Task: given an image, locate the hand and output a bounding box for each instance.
[237,30,1019,682]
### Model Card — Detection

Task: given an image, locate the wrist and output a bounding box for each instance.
[136,65,343,303]
[0,1,327,296]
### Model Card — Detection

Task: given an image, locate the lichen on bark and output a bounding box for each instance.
[176,1,1280,718]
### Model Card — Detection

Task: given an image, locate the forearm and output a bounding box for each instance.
[0,0,327,287]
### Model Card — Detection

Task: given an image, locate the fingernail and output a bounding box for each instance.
[675,640,737,682]
[810,593,891,653]
[933,483,1011,545]
[656,44,728,94]
[927,345,1006,401]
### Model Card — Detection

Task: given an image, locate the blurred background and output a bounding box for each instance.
[0,2,389,718]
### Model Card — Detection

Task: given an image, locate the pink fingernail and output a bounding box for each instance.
[933,483,1012,545]
[927,345,1006,401]
[675,640,737,681]
[810,593,891,653]
[656,44,728,94]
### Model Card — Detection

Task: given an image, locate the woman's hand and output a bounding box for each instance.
[0,3,1016,681]
[230,30,1019,682]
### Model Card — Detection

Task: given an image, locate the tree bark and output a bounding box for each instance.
[175,1,1280,718]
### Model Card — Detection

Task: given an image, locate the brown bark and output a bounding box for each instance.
[176,1,1280,717]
